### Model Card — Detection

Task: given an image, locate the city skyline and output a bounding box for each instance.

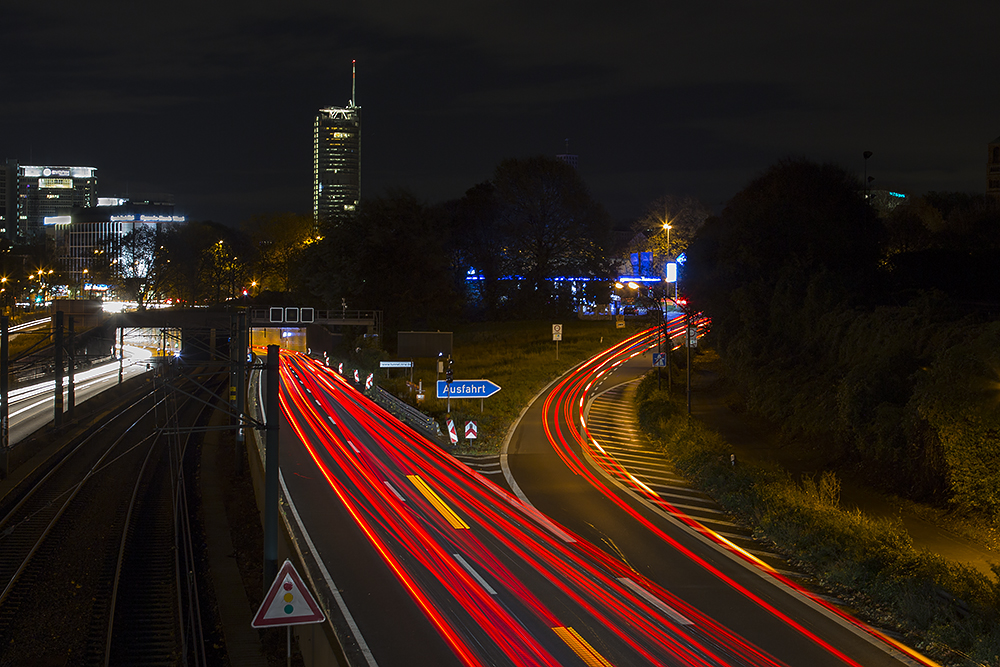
[4,2,1000,227]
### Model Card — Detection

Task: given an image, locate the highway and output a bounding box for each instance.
[263,342,940,667]
[8,344,152,445]
[504,327,934,667]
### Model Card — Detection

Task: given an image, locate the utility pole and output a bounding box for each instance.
[235,310,247,474]
[1,316,8,477]
[263,344,280,593]
[118,325,124,385]
[67,317,75,419]
[54,311,63,427]
[686,310,692,415]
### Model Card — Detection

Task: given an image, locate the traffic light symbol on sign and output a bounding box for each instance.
[251,559,325,628]
[281,581,295,614]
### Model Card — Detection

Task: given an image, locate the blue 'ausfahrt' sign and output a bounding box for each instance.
[436,380,502,399]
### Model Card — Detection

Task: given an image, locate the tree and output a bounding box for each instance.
[157,221,251,305]
[200,236,252,305]
[686,158,880,349]
[240,212,315,293]
[492,156,614,316]
[447,182,518,319]
[302,190,462,333]
[93,224,165,310]
[626,194,710,269]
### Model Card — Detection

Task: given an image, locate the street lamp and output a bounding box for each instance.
[622,279,669,390]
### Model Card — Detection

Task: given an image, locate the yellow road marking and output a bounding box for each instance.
[552,626,614,667]
[407,475,470,530]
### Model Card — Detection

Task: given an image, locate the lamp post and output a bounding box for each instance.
[624,280,669,390]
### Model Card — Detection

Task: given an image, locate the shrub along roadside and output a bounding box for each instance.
[635,372,1000,666]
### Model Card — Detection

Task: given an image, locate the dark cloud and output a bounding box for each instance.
[3,1,1000,225]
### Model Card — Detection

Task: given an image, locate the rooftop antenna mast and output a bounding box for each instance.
[351,60,356,107]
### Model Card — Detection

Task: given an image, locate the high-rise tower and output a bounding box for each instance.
[314,62,361,228]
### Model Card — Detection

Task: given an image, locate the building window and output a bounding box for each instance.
[993,147,1000,164]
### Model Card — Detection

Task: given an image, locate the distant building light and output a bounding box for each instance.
[889,191,906,198]
[109,214,186,223]
[43,215,72,225]
[38,178,73,189]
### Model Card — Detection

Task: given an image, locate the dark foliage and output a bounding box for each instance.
[685,159,1000,513]
[446,156,614,319]
[299,190,463,337]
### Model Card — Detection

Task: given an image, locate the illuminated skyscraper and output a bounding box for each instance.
[314,62,361,227]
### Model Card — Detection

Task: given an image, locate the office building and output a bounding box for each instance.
[988,135,1000,200]
[0,160,15,239]
[314,105,361,227]
[556,139,578,169]
[314,64,361,228]
[52,199,184,289]
[13,164,98,243]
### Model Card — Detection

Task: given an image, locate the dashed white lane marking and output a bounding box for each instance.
[454,554,497,595]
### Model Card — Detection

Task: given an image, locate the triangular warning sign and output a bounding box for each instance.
[252,559,326,628]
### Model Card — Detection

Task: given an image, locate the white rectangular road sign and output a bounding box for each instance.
[552,324,563,341]
[379,361,413,368]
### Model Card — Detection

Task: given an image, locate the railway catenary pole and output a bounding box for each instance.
[230,313,239,469]
[235,310,247,474]
[1,316,8,477]
[118,325,124,385]
[54,311,63,427]
[264,344,280,593]
[67,316,75,419]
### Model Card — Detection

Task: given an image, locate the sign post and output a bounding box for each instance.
[253,558,326,666]
[552,324,562,360]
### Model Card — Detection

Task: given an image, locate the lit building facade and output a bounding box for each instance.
[51,200,185,288]
[0,160,15,239]
[16,164,98,242]
[988,135,1000,200]
[313,104,361,227]
[556,153,579,169]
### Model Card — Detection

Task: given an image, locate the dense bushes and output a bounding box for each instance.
[635,374,1000,665]
[686,158,1000,517]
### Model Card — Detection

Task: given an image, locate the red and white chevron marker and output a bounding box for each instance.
[446,418,458,444]
[365,373,373,390]
[464,421,478,439]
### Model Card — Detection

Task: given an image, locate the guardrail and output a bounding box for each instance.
[371,385,445,444]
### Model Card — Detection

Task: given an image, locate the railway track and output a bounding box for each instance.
[0,368,224,666]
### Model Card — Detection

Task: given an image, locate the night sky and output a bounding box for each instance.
[4,2,999,227]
